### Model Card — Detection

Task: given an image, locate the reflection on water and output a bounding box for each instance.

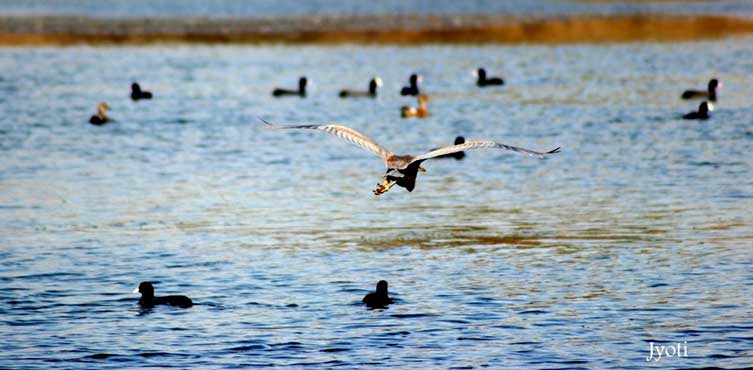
[1,41,752,368]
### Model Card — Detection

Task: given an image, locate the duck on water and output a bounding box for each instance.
[134,281,193,308]
[339,77,383,98]
[89,102,110,125]
[273,77,308,97]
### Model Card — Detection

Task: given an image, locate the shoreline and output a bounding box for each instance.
[2,13,753,46]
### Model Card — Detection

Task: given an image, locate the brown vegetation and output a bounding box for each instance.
[1,14,753,45]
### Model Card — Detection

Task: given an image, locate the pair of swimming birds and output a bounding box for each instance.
[260,118,560,195]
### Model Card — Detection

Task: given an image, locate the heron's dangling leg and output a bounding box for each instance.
[373,179,397,195]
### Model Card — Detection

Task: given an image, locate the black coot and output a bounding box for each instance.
[434,136,466,159]
[273,77,307,97]
[130,83,153,100]
[363,280,394,308]
[683,101,712,120]
[681,79,720,101]
[475,68,504,87]
[400,74,420,96]
[134,282,193,308]
[339,77,382,98]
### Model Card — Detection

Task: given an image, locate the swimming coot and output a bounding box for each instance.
[475,68,504,87]
[89,102,110,126]
[130,83,153,100]
[134,281,193,308]
[400,94,430,118]
[681,79,720,101]
[363,280,394,308]
[273,77,307,97]
[339,77,382,98]
[400,74,421,96]
[683,101,713,120]
[433,136,466,160]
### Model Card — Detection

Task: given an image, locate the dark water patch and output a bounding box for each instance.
[519,309,548,315]
[440,319,471,324]
[457,336,496,341]
[390,313,439,319]
[706,354,738,359]
[288,360,345,367]
[268,342,304,349]
[82,353,119,360]
[5,319,47,326]
[228,345,266,351]
[494,325,526,330]
[320,347,351,353]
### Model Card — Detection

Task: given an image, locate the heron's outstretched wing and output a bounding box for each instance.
[259,118,394,164]
[411,140,560,163]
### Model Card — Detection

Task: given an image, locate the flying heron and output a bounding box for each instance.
[260,118,560,195]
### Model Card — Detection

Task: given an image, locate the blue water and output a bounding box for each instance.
[1,0,753,18]
[1,40,753,368]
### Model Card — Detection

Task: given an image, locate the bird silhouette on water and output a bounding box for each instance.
[339,77,382,98]
[475,68,504,87]
[433,136,466,160]
[363,280,394,308]
[683,101,713,120]
[134,281,193,308]
[273,77,308,97]
[400,74,421,96]
[681,79,720,102]
[89,102,110,125]
[130,82,153,100]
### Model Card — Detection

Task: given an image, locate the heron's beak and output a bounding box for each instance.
[419,166,426,172]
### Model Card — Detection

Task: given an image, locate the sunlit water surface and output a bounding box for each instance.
[1,41,752,369]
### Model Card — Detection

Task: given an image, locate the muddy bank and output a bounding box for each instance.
[2,13,753,45]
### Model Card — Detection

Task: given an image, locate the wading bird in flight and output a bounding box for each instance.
[260,118,560,195]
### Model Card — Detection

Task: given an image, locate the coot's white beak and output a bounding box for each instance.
[417,75,423,83]
[707,102,715,111]
[132,287,140,294]
[375,77,383,87]
[718,81,723,89]
[472,69,478,77]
